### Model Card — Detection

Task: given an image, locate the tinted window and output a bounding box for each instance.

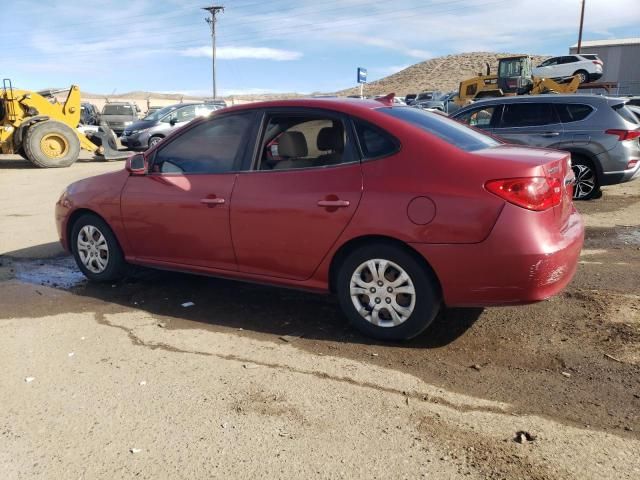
[613,103,640,125]
[383,107,500,152]
[561,56,579,64]
[454,105,497,129]
[353,120,398,159]
[499,103,557,127]
[152,113,253,174]
[258,115,355,170]
[555,104,594,123]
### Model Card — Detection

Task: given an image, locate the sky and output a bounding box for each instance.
[4,0,640,96]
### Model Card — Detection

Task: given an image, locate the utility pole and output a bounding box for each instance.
[203,5,224,100]
[576,0,585,54]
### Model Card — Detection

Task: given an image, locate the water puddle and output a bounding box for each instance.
[12,256,86,289]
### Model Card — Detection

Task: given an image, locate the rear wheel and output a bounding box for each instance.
[23,120,80,168]
[336,243,441,341]
[571,156,600,200]
[573,70,589,84]
[71,214,126,282]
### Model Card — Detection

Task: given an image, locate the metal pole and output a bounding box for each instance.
[203,6,224,100]
[577,0,585,54]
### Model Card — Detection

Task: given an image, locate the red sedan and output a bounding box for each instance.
[56,97,584,341]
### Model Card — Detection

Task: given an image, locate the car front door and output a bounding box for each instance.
[121,111,256,270]
[230,109,363,280]
[492,102,564,147]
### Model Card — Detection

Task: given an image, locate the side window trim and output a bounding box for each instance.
[148,111,257,176]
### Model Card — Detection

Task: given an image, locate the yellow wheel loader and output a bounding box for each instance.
[455,56,581,106]
[0,79,126,168]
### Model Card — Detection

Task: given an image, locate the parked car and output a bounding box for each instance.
[121,102,220,150]
[405,93,417,104]
[533,55,603,83]
[56,98,583,341]
[413,92,462,114]
[80,102,100,126]
[100,102,140,136]
[411,91,442,105]
[451,95,640,200]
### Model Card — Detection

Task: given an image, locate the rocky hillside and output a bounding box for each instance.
[338,52,549,96]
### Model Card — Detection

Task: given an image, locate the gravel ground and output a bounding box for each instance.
[1,154,639,479]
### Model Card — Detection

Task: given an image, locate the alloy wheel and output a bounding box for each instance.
[77,225,109,273]
[572,163,596,199]
[350,259,416,327]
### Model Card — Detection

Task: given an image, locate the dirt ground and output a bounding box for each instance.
[0,153,639,479]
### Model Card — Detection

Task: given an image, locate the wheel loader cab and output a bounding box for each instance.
[497,56,533,95]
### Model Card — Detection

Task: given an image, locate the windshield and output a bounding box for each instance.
[143,105,178,121]
[102,104,135,116]
[380,107,500,152]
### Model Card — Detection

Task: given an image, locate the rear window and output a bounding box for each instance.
[555,104,594,123]
[381,107,500,152]
[612,104,639,125]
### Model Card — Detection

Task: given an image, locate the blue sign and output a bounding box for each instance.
[357,67,367,84]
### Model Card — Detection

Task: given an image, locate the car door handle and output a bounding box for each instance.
[200,197,225,206]
[540,132,560,137]
[317,199,350,208]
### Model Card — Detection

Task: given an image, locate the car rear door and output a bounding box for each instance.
[120,111,257,271]
[492,102,564,147]
[229,108,363,280]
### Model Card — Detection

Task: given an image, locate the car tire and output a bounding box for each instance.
[336,243,441,341]
[573,70,589,84]
[23,120,80,168]
[71,214,126,282]
[148,136,163,148]
[571,156,600,200]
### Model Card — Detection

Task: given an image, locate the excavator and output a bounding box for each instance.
[0,79,126,168]
[455,55,581,106]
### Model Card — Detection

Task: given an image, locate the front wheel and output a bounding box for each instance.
[71,214,126,282]
[571,157,600,200]
[148,136,163,148]
[336,244,441,341]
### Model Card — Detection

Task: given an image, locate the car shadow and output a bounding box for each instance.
[4,249,483,348]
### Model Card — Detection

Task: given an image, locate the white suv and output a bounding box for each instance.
[533,54,603,83]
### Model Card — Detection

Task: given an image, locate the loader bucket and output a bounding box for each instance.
[87,123,129,161]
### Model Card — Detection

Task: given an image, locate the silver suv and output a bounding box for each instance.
[121,102,222,150]
[451,95,640,199]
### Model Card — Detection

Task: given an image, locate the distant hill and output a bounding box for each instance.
[337,52,549,96]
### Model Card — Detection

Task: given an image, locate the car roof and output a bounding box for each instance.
[460,94,615,107]
[220,97,388,115]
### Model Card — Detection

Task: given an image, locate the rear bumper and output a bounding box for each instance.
[601,161,640,185]
[588,72,603,82]
[411,204,584,307]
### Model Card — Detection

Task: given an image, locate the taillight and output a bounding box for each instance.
[605,129,640,141]
[592,60,603,66]
[485,177,562,211]
[628,159,639,169]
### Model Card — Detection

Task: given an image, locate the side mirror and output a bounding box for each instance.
[126,153,146,175]
[169,117,178,126]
